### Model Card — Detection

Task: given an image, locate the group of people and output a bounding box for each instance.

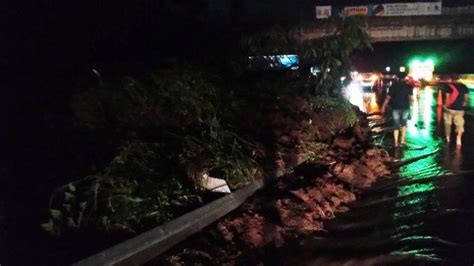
[380,73,469,147]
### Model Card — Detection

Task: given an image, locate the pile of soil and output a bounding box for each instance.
[156,113,392,265]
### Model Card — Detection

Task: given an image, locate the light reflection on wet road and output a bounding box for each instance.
[296,86,474,265]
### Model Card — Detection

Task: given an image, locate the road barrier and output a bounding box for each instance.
[73,177,269,266]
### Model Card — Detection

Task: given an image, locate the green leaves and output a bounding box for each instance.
[43,141,205,237]
[50,209,62,220]
[41,209,63,236]
[67,217,78,228]
[180,120,260,190]
[294,17,372,94]
[241,25,291,55]
[44,18,368,237]
[64,192,75,202]
[41,220,56,235]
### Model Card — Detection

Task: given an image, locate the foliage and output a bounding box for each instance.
[137,70,219,119]
[299,16,372,94]
[240,25,292,56]
[179,117,261,189]
[48,69,264,236]
[70,87,107,130]
[240,16,372,95]
[239,71,306,103]
[304,142,330,164]
[45,16,370,237]
[42,141,201,236]
[119,70,261,189]
[308,94,359,127]
[111,69,223,133]
[46,78,359,237]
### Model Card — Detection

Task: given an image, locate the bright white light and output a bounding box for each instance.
[423,87,433,130]
[345,82,364,112]
[385,66,391,72]
[355,73,380,87]
[408,87,419,134]
[400,66,406,73]
[409,60,434,81]
[411,60,422,67]
[425,59,434,66]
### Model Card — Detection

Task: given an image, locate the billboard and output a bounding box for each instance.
[248,55,299,71]
[372,2,442,17]
[316,6,331,19]
[341,6,370,16]
[316,1,442,19]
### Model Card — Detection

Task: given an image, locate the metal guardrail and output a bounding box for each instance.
[73,156,310,266]
[78,139,410,266]
[74,178,266,266]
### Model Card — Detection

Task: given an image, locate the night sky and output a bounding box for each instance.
[5,0,474,82]
[3,0,474,115]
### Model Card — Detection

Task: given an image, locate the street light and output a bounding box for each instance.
[385,66,391,72]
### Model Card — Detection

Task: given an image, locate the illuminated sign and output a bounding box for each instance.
[248,55,299,71]
[342,6,369,16]
[316,6,331,19]
[375,2,442,17]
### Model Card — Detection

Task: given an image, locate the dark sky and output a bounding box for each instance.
[5,0,474,85]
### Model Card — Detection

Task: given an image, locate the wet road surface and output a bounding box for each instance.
[290,87,474,265]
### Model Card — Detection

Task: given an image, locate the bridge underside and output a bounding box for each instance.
[291,15,474,43]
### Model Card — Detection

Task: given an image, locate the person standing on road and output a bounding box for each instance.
[381,73,413,147]
[443,78,469,146]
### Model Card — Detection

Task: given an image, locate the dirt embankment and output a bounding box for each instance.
[158,112,392,265]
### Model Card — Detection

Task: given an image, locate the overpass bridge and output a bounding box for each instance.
[291,7,474,42]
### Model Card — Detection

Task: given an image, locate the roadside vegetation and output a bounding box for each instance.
[42,16,372,244]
